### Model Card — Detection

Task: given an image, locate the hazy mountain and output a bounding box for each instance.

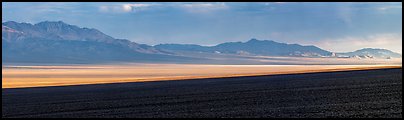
[156,39,332,57]
[337,48,402,59]
[2,21,194,64]
[2,21,163,54]
[154,44,214,53]
[3,21,401,64]
[3,21,114,42]
[214,39,332,57]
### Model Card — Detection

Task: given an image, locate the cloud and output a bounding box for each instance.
[179,2,229,13]
[378,5,402,11]
[16,2,80,14]
[2,2,89,23]
[122,3,158,12]
[98,2,230,14]
[311,33,402,54]
[262,2,289,6]
[99,3,158,13]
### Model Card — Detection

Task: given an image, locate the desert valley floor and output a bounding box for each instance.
[2,67,402,118]
[2,64,401,88]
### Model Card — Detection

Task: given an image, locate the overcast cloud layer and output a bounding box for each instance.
[2,2,402,53]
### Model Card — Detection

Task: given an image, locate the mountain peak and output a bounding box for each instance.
[2,20,115,42]
[246,38,275,43]
[358,48,387,51]
[354,48,396,53]
[34,21,75,29]
[249,38,259,42]
[36,21,68,25]
[2,20,166,59]
[337,48,402,59]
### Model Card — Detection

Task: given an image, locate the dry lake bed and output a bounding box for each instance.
[2,64,401,88]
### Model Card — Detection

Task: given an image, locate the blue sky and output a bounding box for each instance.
[2,2,402,53]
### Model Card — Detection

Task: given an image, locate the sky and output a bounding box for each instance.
[2,2,402,53]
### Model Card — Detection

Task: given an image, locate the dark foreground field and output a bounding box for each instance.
[2,68,402,118]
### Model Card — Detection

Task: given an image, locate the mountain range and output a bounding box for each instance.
[2,21,195,64]
[156,39,332,57]
[336,48,402,59]
[2,21,402,64]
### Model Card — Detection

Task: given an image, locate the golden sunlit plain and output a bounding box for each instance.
[2,64,401,89]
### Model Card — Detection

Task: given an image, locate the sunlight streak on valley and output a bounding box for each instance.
[2,64,401,89]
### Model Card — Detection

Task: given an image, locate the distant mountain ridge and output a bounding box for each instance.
[2,21,193,63]
[336,48,402,59]
[156,38,332,57]
[2,21,163,54]
[2,21,401,64]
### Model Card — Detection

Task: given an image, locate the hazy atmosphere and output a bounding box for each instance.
[2,2,402,53]
[2,2,402,118]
